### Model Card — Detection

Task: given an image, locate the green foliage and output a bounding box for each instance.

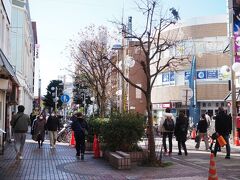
[101,112,145,152]
[87,117,109,142]
[43,80,64,109]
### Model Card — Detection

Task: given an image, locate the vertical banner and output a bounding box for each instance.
[188,56,200,124]
[233,0,240,62]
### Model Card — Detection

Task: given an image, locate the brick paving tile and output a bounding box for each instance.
[0,135,210,180]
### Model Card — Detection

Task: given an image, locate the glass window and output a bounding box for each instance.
[208,103,211,107]
[203,102,206,107]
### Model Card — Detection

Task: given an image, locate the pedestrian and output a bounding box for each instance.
[159,107,175,156]
[30,110,37,127]
[213,107,232,159]
[195,114,209,151]
[32,113,46,148]
[205,112,211,129]
[10,105,30,160]
[46,111,60,149]
[71,112,88,160]
[174,111,189,156]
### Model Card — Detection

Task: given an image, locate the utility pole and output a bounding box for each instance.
[121,24,127,112]
[228,0,237,142]
[55,86,58,112]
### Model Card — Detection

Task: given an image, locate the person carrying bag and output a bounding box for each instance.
[213,107,232,159]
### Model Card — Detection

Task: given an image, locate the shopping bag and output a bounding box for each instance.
[217,135,227,147]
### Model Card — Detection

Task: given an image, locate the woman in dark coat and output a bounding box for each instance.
[71,112,88,160]
[195,114,209,150]
[174,111,189,156]
[32,113,46,148]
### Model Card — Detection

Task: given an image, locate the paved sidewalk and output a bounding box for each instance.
[0,134,238,179]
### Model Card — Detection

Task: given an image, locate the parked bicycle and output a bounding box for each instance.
[57,120,72,143]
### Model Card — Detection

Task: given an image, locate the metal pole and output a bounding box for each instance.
[122,26,126,112]
[55,87,58,112]
[228,0,237,142]
[185,89,188,115]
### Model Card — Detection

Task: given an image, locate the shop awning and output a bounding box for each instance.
[0,49,19,85]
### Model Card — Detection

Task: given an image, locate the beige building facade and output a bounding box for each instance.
[151,15,230,123]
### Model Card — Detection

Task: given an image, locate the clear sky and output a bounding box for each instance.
[29,0,227,95]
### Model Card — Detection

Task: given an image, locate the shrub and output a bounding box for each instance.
[101,112,145,152]
[87,117,108,142]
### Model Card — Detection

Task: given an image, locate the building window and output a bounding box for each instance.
[202,102,206,107]
[216,102,219,107]
[221,102,224,107]
[208,103,211,107]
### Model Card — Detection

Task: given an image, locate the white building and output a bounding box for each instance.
[10,0,35,115]
[0,0,20,153]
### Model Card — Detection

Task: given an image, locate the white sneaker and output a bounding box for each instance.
[19,156,23,160]
[50,146,53,149]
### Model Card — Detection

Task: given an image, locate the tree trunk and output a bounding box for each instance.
[146,95,156,162]
[99,95,106,118]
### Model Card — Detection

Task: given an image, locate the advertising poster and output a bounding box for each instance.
[233,0,240,62]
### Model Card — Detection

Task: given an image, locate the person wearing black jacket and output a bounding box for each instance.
[214,107,232,159]
[46,112,60,148]
[71,112,88,160]
[195,114,209,150]
[174,111,189,156]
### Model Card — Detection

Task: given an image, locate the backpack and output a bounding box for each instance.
[163,116,174,131]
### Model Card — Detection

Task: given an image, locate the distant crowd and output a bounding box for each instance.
[10,105,88,160]
[158,106,232,159]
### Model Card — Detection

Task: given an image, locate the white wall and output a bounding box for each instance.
[11,1,34,114]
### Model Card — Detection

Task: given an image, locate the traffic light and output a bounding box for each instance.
[73,94,83,104]
[85,95,93,104]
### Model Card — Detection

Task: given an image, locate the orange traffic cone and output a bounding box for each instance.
[93,134,100,158]
[70,131,75,147]
[208,153,218,180]
[234,130,240,146]
[191,128,196,139]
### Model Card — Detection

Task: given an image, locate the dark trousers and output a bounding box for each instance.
[214,134,230,157]
[178,140,187,154]
[162,132,173,153]
[74,132,85,155]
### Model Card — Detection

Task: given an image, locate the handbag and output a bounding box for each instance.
[217,135,227,147]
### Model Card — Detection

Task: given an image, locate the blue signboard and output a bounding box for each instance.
[61,94,70,103]
[197,70,206,79]
[207,70,218,79]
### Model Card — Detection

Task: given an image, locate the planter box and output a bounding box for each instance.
[103,150,148,164]
[109,151,131,169]
[128,150,148,163]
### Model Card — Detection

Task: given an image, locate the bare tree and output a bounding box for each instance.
[109,0,189,163]
[69,25,114,117]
